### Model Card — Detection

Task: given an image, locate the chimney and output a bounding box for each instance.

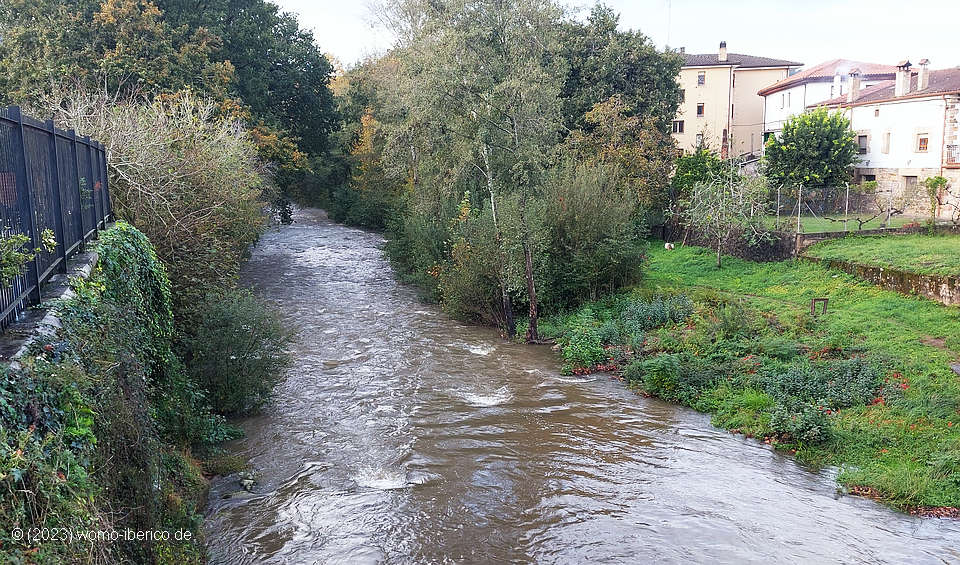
[719,41,727,62]
[918,58,930,90]
[895,60,912,96]
[679,46,685,54]
[847,69,862,103]
[833,71,842,97]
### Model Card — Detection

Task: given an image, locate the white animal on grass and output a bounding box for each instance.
[664,242,675,250]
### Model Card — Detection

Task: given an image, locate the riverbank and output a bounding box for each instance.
[532,243,960,514]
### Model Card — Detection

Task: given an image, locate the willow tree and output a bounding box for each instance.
[379,0,564,340]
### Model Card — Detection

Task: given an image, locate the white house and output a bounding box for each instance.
[816,61,960,216]
[760,59,896,143]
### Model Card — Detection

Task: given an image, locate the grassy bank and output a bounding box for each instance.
[762,214,917,233]
[806,233,960,276]
[530,243,960,513]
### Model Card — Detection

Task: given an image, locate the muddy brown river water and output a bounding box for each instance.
[204,208,960,564]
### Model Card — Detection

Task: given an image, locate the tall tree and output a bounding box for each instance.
[558,3,683,134]
[156,0,338,155]
[381,0,565,340]
[564,95,677,213]
[0,0,230,102]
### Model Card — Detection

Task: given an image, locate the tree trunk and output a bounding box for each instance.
[716,237,722,269]
[519,194,539,342]
[523,241,538,342]
[483,144,515,337]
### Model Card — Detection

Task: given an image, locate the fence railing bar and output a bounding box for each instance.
[46,119,68,274]
[8,106,42,306]
[0,107,112,332]
[68,129,85,252]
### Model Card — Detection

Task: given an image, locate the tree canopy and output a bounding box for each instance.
[764,107,858,189]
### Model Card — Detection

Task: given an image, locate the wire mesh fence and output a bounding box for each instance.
[0,106,112,331]
[767,182,932,234]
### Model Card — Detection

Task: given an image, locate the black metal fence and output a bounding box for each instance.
[0,106,112,330]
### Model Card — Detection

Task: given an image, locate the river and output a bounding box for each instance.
[204,208,960,564]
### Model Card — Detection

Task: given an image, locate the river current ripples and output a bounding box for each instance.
[204,208,960,564]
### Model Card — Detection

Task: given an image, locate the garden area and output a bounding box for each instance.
[763,214,918,234]
[530,243,960,513]
[805,232,960,276]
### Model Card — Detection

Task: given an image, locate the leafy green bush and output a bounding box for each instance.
[179,289,293,415]
[760,358,881,411]
[770,401,831,445]
[620,294,693,335]
[560,310,607,370]
[756,336,800,360]
[639,354,682,401]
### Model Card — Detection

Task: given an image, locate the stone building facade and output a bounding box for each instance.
[818,63,960,218]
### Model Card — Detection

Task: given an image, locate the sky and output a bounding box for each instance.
[274,0,960,72]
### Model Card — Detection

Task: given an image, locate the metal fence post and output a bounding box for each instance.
[45,120,68,274]
[100,145,112,220]
[68,129,85,250]
[82,136,97,238]
[8,106,42,305]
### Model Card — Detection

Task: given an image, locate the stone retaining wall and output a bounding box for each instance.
[802,256,960,306]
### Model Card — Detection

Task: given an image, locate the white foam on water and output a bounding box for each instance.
[465,344,496,356]
[551,376,595,384]
[459,386,513,407]
[355,467,409,490]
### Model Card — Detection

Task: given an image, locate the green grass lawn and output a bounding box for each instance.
[535,244,960,511]
[763,214,918,233]
[805,233,960,276]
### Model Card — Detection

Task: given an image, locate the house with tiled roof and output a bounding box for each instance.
[815,61,960,217]
[671,41,801,158]
[759,59,896,140]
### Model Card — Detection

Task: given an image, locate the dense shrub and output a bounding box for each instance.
[620,293,693,334]
[1,224,217,563]
[48,91,272,319]
[559,309,607,370]
[179,289,293,415]
[539,162,648,309]
[626,353,723,405]
[760,358,882,412]
[770,401,831,445]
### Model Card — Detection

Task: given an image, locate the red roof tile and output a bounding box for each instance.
[813,67,960,107]
[758,59,896,96]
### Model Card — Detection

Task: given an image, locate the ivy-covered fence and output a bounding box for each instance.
[0,106,112,330]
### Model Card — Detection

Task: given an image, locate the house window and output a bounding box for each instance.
[917,134,929,152]
[697,103,704,117]
[882,132,891,154]
[697,72,705,86]
[857,135,869,154]
[862,174,877,182]
[672,120,685,134]
[787,92,791,107]
[904,176,918,189]
[780,93,785,109]
[874,108,880,117]
[830,85,835,97]
[696,133,704,147]
[680,89,685,102]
